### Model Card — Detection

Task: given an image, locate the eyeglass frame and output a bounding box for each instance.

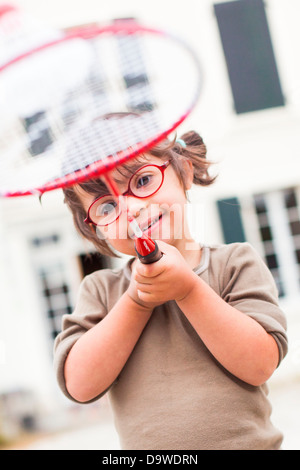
[84,160,171,226]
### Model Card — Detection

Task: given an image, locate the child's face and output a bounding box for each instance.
[76,155,193,257]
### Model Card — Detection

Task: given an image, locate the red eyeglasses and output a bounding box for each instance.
[84,160,170,226]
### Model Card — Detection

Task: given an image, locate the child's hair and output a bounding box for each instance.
[63,130,216,257]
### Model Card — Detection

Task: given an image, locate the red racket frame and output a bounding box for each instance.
[0,22,200,197]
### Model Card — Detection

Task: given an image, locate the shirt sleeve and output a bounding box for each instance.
[53,273,108,403]
[220,243,288,366]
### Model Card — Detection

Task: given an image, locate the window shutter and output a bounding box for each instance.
[214,0,285,113]
[217,197,246,243]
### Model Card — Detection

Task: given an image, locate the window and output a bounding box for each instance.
[31,234,60,247]
[30,233,74,348]
[283,188,300,282]
[217,187,300,298]
[39,264,73,340]
[254,188,300,297]
[214,0,285,113]
[254,193,284,296]
[30,232,112,349]
[22,111,53,156]
[114,18,156,112]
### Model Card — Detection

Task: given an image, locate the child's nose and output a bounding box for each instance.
[125,196,148,218]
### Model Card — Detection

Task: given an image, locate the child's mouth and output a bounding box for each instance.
[141,213,163,234]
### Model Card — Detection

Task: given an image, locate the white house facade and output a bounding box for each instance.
[0,0,299,440]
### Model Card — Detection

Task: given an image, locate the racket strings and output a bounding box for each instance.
[0,26,201,196]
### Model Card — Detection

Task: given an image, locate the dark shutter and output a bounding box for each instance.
[217,197,246,243]
[214,0,285,113]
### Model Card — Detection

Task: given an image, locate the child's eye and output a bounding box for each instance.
[97,200,118,217]
[136,174,152,189]
[130,166,161,196]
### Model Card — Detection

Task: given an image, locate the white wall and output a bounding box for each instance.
[1,0,299,403]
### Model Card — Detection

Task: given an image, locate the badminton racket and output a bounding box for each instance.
[0,19,202,262]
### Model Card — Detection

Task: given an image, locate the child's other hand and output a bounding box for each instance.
[133,241,199,305]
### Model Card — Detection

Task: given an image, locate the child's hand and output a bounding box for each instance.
[133,241,199,305]
[127,262,160,312]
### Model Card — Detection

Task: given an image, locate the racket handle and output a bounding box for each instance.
[134,234,163,264]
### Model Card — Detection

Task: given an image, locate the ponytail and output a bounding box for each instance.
[172,130,216,187]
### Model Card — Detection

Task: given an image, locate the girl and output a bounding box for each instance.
[54,131,288,450]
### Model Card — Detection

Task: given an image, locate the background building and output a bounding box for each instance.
[0,0,299,447]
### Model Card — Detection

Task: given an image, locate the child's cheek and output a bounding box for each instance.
[103,218,129,241]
